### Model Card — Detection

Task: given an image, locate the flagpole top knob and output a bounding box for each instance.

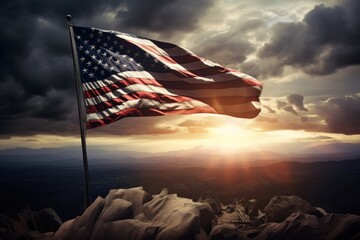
[66,15,72,25]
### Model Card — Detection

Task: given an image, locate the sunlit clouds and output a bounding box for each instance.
[0,0,359,153]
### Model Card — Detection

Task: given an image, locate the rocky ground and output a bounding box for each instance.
[1,187,359,240]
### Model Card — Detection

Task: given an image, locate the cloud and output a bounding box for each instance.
[257,0,360,76]
[263,105,276,114]
[275,94,308,116]
[116,0,214,36]
[283,105,298,116]
[316,94,360,135]
[194,19,263,67]
[286,94,308,111]
[254,93,360,135]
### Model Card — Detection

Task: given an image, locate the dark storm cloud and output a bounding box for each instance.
[116,0,214,35]
[194,20,263,67]
[258,0,360,77]
[316,94,360,135]
[0,0,214,137]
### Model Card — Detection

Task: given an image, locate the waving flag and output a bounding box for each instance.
[72,26,262,129]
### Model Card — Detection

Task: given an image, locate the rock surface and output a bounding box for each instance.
[2,188,360,240]
[263,195,324,223]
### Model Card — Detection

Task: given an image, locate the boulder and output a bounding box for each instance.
[33,208,62,233]
[143,188,215,239]
[264,195,324,223]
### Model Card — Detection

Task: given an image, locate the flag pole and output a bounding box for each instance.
[66,15,91,208]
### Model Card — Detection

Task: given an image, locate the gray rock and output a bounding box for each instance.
[33,208,62,233]
[208,224,250,240]
[264,195,324,223]
[248,212,360,240]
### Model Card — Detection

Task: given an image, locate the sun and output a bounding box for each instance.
[207,119,259,153]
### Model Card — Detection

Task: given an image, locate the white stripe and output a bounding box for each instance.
[82,71,257,91]
[87,99,210,120]
[84,84,176,106]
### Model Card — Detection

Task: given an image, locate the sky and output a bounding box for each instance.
[0,0,359,154]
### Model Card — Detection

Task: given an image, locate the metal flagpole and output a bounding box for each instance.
[66,15,91,208]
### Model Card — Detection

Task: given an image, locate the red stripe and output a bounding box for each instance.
[85,91,194,113]
[86,106,216,129]
[83,76,259,99]
[83,77,163,99]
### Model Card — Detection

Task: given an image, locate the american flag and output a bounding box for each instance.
[73,26,263,129]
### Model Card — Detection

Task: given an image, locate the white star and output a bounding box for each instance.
[153,58,159,63]
[136,63,142,68]
[113,41,118,45]
[104,63,108,68]
[90,45,95,50]
[79,45,83,50]
[145,53,150,57]
[110,66,115,71]
[101,70,105,75]
[82,68,88,73]
[96,39,101,43]
[76,35,81,40]
[103,42,108,47]
[102,52,107,57]
[86,61,92,66]
[91,55,96,60]
[107,36,111,40]
[89,33,94,38]
[80,57,85,62]
[126,49,131,53]
[98,59,103,64]
[94,66,98,71]
[122,63,127,68]
[135,53,139,57]
[128,58,134,62]
[88,73,94,78]
[84,50,90,55]
[84,40,89,44]
[115,60,120,65]
[109,47,114,51]
[119,45,124,49]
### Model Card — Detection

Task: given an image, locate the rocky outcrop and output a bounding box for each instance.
[2,188,360,240]
[263,195,324,223]
[56,187,214,240]
[0,208,62,240]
